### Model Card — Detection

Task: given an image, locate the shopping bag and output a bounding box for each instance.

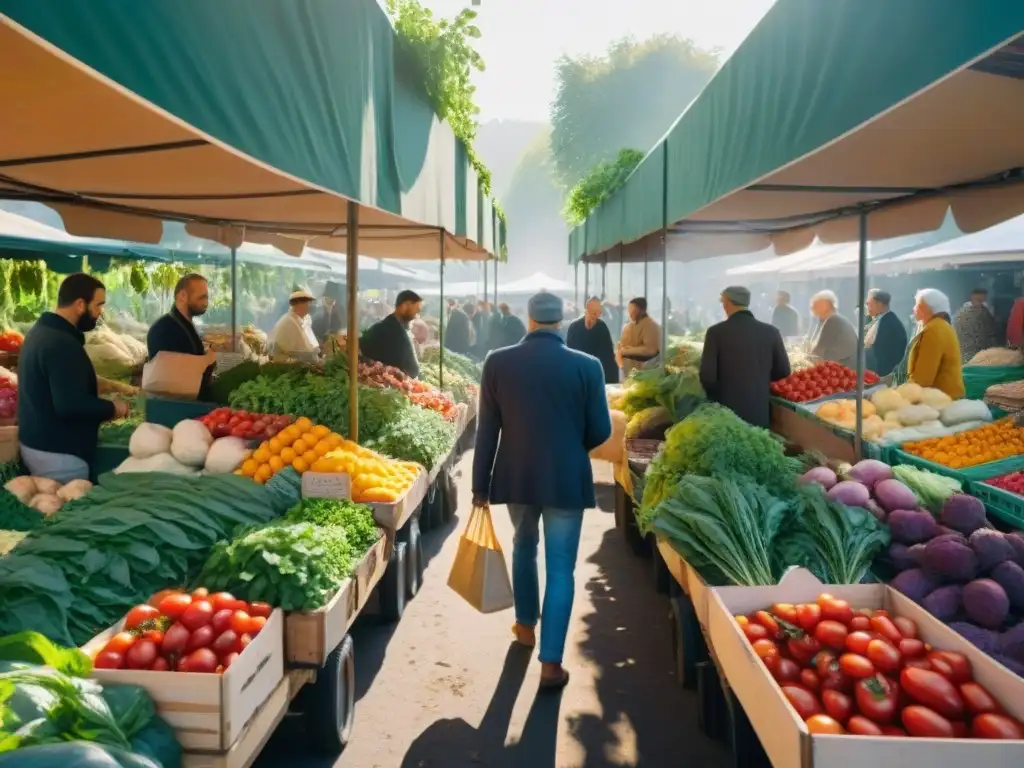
[590,409,626,463]
[447,505,514,613]
[141,351,212,398]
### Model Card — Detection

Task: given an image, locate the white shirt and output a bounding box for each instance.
[269,310,320,363]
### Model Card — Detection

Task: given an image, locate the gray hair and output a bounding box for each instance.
[811,289,838,310]
[915,288,951,316]
[868,289,891,306]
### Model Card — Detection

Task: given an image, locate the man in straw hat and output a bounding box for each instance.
[700,285,791,429]
[268,288,321,363]
[472,292,611,691]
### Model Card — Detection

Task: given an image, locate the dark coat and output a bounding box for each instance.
[566,316,619,384]
[360,313,419,378]
[311,305,344,344]
[444,307,472,356]
[473,331,612,509]
[865,311,909,377]
[771,304,801,338]
[18,312,115,461]
[699,310,790,429]
[496,313,526,348]
[147,308,214,400]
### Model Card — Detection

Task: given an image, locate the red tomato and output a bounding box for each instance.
[903,657,933,671]
[899,638,926,659]
[960,682,1000,716]
[211,609,235,634]
[229,610,253,636]
[191,587,210,601]
[752,639,780,662]
[800,669,821,691]
[238,633,253,651]
[176,657,189,672]
[845,631,873,656]
[849,616,870,632]
[211,630,240,658]
[927,651,972,685]
[183,648,219,674]
[151,656,170,672]
[869,616,902,644]
[248,602,272,619]
[839,654,875,679]
[184,625,216,653]
[180,600,215,631]
[814,621,849,651]
[246,615,266,635]
[901,706,954,738]
[222,652,240,669]
[900,667,964,719]
[148,589,179,608]
[782,686,822,720]
[161,623,191,655]
[927,654,956,680]
[788,635,822,664]
[753,611,780,636]
[158,593,193,621]
[742,623,769,642]
[951,720,968,738]
[124,604,161,630]
[94,650,124,670]
[796,603,822,633]
[866,639,902,675]
[141,629,165,646]
[104,632,137,656]
[879,725,907,737]
[821,690,853,723]
[854,675,899,724]
[892,616,918,639]
[771,603,798,624]
[771,658,802,684]
[817,594,853,624]
[805,714,845,735]
[971,713,1024,740]
[847,716,883,736]
[125,639,158,670]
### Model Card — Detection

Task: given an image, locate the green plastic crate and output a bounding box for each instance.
[90,444,129,480]
[970,480,1024,531]
[144,395,217,429]
[890,449,1024,484]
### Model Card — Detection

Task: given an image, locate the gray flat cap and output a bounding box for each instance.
[722,285,751,307]
[528,292,563,324]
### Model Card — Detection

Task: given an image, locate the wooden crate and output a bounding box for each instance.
[284,535,388,666]
[370,470,428,530]
[0,424,17,463]
[83,610,285,751]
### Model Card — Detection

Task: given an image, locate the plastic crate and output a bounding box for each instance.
[970,479,1024,531]
[144,395,217,428]
[890,449,1024,484]
[91,444,129,480]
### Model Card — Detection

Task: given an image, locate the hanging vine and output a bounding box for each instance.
[386,0,506,225]
[562,148,645,226]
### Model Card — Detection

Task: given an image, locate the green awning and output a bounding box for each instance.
[571,1,1024,264]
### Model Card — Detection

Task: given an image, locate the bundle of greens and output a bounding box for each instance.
[0,490,44,532]
[620,367,704,421]
[771,484,891,585]
[625,405,673,440]
[418,362,477,405]
[366,405,457,470]
[420,346,481,382]
[0,470,301,646]
[891,464,962,516]
[647,474,788,587]
[285,498,379,552]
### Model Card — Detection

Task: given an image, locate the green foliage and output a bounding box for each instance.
[562,148,644,225]
[550,35,718,188]
[285,498,379,553]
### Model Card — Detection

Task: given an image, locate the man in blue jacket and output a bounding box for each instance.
[472,292,612,691]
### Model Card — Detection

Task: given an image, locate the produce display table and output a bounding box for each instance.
[770,399,870,464]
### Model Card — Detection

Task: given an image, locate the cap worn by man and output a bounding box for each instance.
[528,292,563,325]
[290,289,315,303]
[722,286,751,307]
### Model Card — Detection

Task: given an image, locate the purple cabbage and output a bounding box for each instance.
[891,568,939,604]
[887,509,939,545]
[963,579,1010,629]
[940,494,987,536]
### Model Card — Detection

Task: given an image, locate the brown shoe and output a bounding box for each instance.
[512,623,536,648]
[539,668,570,692]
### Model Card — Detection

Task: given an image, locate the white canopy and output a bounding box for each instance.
[725,241,847,276]
[498,272,574,294]
[874,213,1024,274]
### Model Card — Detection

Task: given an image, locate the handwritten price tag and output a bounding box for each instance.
[301,472,351,500]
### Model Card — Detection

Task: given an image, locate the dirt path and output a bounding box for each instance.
[258,454,729,768]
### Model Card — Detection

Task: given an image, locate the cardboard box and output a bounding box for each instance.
[654,537,713,629]
[370,469,427,530]
[0,424,17,463]
[83,609,285,751]
[707,569,1024,768]
[284,535,387,666]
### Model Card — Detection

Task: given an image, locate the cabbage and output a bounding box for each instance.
[940,494,987,535]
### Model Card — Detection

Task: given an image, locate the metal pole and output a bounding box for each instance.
[483,256,489,304]
[439,233,445,390]
[584,262,590,300]
[660,140,669,366]
[601,261,607,300]
[230,246,238,352]
[854,210,868,460]
[574,262,579,307]
[346,201,360,442]
[493,257,498,306]
[618,259,623,314]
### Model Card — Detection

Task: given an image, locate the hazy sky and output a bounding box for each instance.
[422,0,776,122]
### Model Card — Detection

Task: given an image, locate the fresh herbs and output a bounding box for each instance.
[0,490,44,533]
[285,498,379,553]
[366,405,457,470]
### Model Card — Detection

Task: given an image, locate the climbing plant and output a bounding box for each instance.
[562,148,644,226]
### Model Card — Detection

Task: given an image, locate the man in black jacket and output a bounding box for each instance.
[147,273,216,400]
[566,297,619,383]
[699,286,791,429]
[864,289,909,377]
[443,299,472,356]
[18,273,129,482]
[360,289,422,378]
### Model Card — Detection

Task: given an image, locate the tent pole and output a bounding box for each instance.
[584,262,590,300]
[854,210,868,461]
[618,259,623,318]
[439,233,446,391]
[483,256,489,305]
[574,262,579,308]
[601,261,607,300]
[660,137,669,368]
[493,257,498,306]
[230,246,238,352]
[346,202,360,442]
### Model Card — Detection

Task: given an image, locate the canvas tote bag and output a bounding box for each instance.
[447,505,514,613]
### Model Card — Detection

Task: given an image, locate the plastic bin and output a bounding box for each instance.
[970,479,1024,531]
[890,448,1024,483]
[144,395,217,428]
[91,444,129,479]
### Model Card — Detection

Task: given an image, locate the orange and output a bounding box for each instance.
[269,455,285,472]
[278,427,297,447]
[267,438,283,455]
[240,459,259,477]
[292,439,309,455]
[252,446,271,464]
[302,450,318,465]
[311,424,330,439]
[279,447,297,464]
[292,457,309,473]
[294,417,314,433]
[313,439,332,456]
[255,464,273,483]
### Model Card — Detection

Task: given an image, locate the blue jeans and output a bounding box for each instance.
[20,444,90,484]
[507,505,584,664]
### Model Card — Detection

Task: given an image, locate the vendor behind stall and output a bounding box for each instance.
[268,289,322,364]
[18,273,129,482]
[617,297,661,377]
[360,289,422,378]
[147,273,216,400]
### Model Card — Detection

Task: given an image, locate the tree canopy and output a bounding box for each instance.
[550,35,719,189]
[562,148,644,226]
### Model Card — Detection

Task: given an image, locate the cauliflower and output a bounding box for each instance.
[871,386,906,416]
[129,423,173,459]
[170,420,214,467]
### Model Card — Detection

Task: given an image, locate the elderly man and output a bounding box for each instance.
[771,290,801,338]
[268,289,321,363]
[953,288,999,364]
[617,297,661,377]
[700,286,790,428]
[808,290,858,368]
[864,289,908,377]
[473,292,611,691]
[566,296,619,383]
[443,299,472,356]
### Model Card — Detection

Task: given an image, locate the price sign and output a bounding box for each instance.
[301,472,351,500]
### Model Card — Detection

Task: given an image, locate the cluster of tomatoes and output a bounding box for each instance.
[771,362,880,403]
[985,472,1024,497]
[738,593,1023,739]
[197,408,293,442]
[93,588,272,675]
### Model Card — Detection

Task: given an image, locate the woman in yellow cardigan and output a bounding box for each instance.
[905,288,965,399]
